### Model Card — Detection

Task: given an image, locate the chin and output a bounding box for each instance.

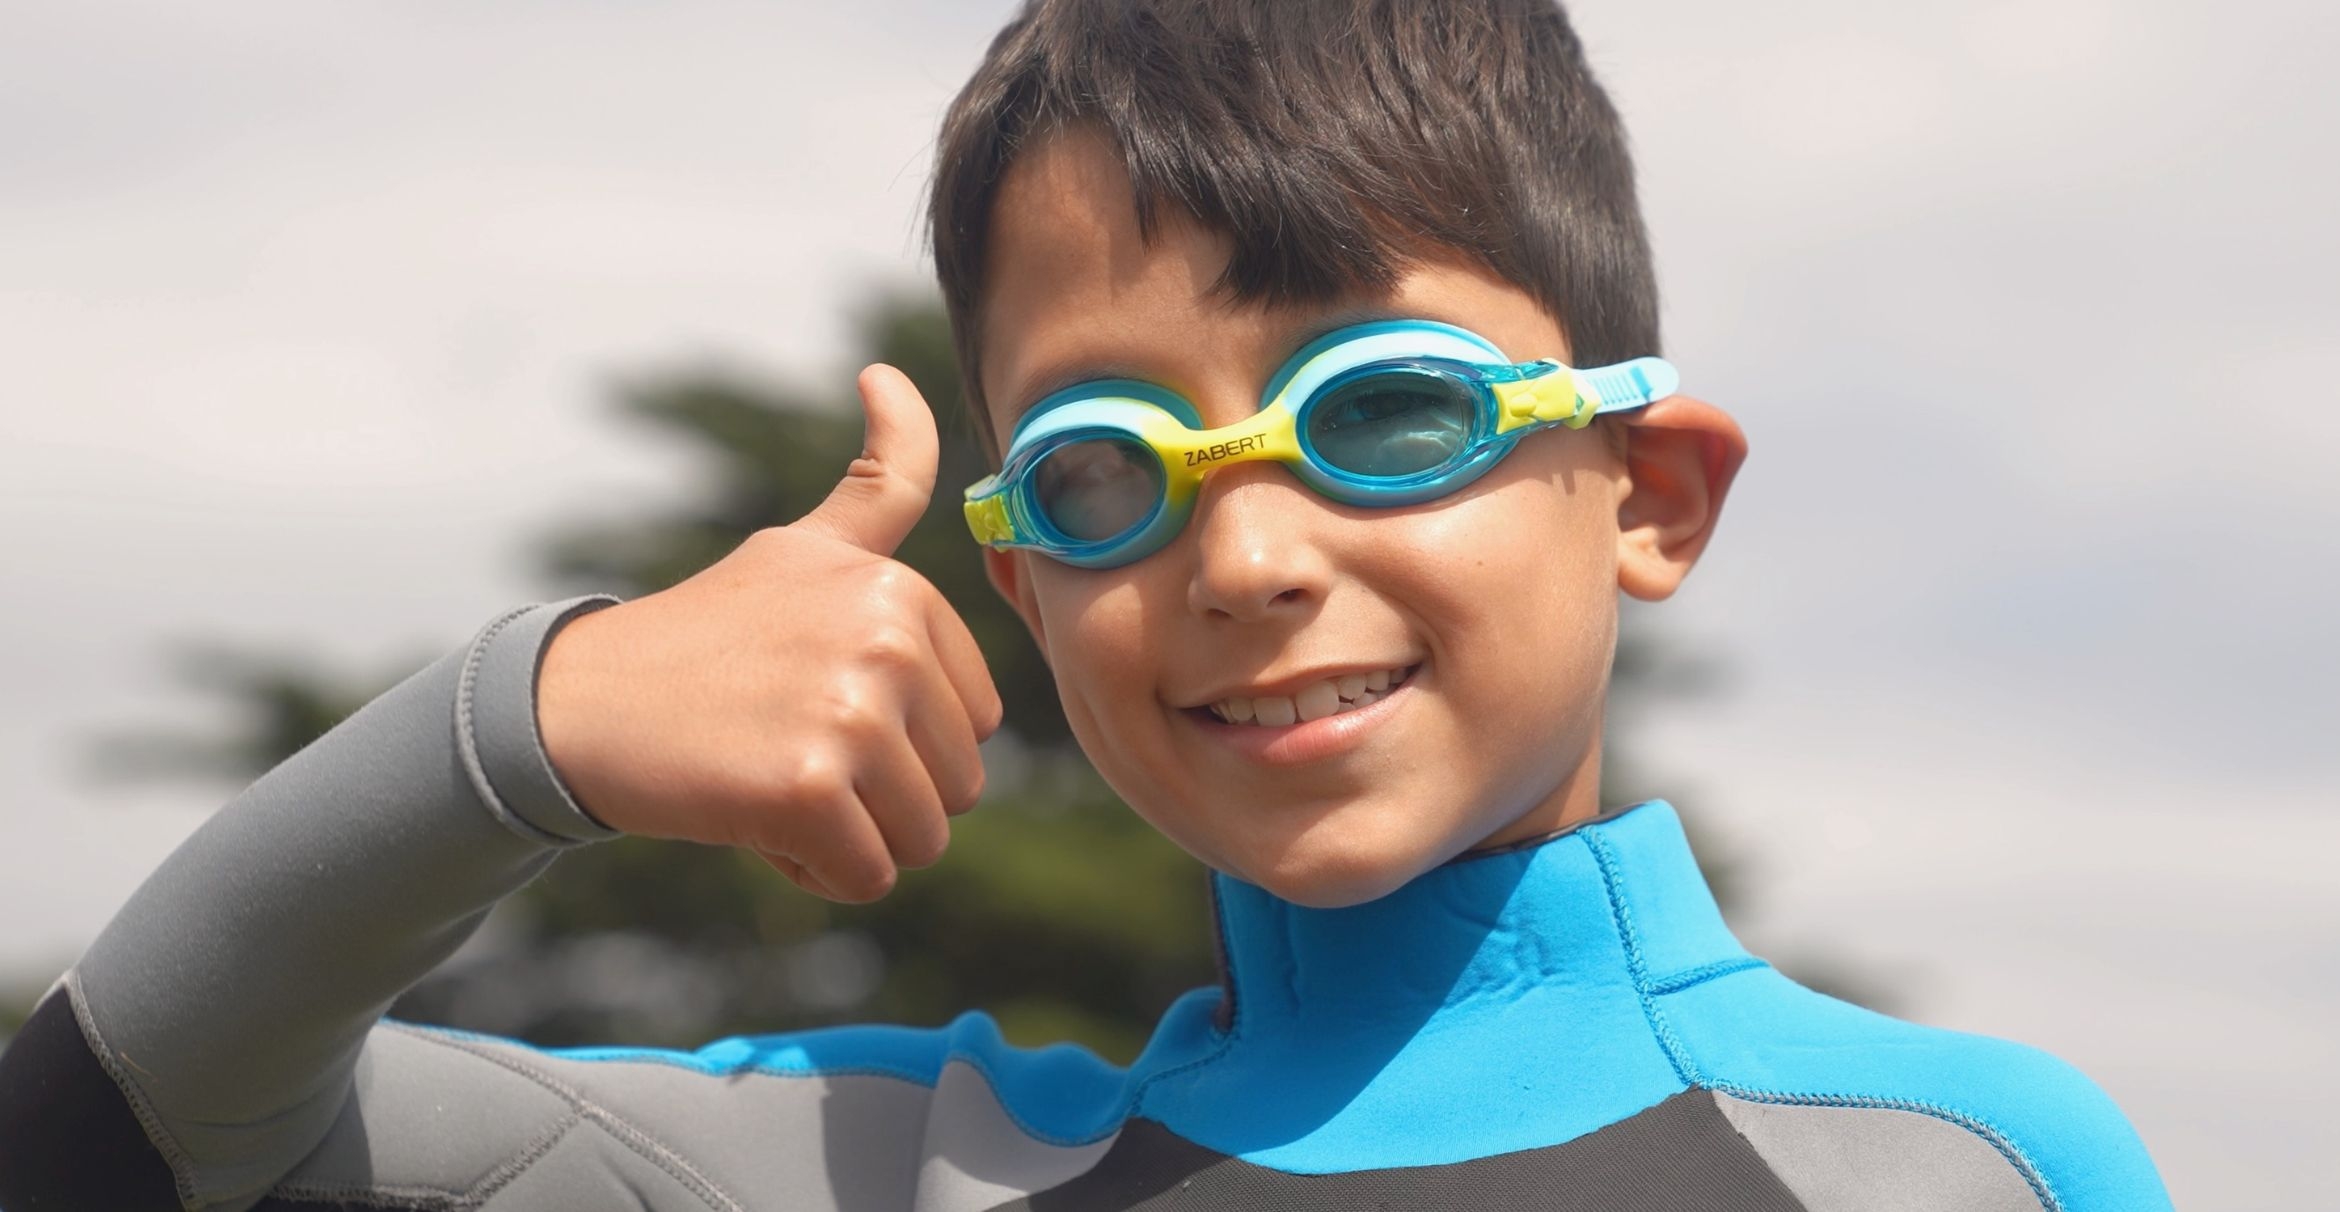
[1231,810,1453,909]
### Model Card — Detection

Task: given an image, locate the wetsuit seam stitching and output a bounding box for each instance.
[940,1052,1114,1148]
[454,604,573,849]
[492,1048,937,1089]
[1645,956,1769,995]
[388,1023,741,1212]
[1587,828,2055,1208]
[63,968,207,1212]
[1591,832,2049,1207]
[569,1114,734,1212]
[270,1111,581,1210]
[1583,829,1703,1087]
[398,1020,955,1133]
[1706,1084,2060,1211]
[269,1177,466,1209]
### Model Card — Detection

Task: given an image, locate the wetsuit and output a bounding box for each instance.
[0,595,2173,1211]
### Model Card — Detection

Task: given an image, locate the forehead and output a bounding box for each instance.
[975,125,1569,438]
[976,125,1235,418]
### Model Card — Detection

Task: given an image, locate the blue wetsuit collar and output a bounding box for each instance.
[1137,799,1756,1171]
[1203,798,1749,1039]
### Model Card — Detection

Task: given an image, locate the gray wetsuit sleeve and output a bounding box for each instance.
[64,595,629,1210]
[14,594,976,1212]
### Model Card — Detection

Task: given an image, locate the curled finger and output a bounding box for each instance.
[852,723,953,870]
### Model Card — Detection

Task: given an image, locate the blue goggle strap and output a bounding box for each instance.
[1582,357,1679,417]
[1489,355,1679,434]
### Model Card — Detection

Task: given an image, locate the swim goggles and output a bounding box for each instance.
[962,318,1678,569]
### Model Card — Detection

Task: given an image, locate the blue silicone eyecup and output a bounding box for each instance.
[1001,379,1195,568]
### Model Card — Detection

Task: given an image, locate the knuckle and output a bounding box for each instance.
[743,524,790,550]
[862,560,932,606]
[739,525,802,565]
[828,692,889,741]
[857,624,924,673]
[773,748,853,806]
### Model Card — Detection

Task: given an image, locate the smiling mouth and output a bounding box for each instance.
[1197,663,1422,727]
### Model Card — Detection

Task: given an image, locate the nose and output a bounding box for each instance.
[1183,460,1335,622]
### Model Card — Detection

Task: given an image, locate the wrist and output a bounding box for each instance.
[458,594,628,846]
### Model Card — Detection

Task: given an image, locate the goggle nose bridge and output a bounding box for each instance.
[1153,397,1308,485]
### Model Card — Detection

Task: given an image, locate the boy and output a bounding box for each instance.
[0,1,2172,1209]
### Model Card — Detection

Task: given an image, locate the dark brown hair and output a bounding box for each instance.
[925,0,1658,462]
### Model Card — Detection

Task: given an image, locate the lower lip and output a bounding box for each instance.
[1182,663,1424,766]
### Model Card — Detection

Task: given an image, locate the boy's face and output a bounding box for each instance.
[975,126,1738,907]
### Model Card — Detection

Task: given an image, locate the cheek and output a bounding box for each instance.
[1027,569,1166,752]
[1394,458,1622,723]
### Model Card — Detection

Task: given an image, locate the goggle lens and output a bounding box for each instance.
[1032,435,1162,543]
[1302,367,1477,479]
[1026,366,1486,544]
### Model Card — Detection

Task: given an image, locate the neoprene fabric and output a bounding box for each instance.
[0,597,2174,1211]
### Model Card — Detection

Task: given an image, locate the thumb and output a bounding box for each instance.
[794,364,941,555]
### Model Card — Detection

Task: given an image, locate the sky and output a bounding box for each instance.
[2,0,2333,1205]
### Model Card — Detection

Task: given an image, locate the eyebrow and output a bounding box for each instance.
[997,303,1420,434]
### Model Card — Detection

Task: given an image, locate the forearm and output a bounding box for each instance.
[0,594,621,1210]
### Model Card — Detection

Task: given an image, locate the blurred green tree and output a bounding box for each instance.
[77,288,1872,1063]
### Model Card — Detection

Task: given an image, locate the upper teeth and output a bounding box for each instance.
[1209,665,1412,726]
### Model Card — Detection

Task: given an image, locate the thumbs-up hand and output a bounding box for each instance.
[535,365,1006,903]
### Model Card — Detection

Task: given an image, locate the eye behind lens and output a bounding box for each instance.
[1301,367,1479,480]
[1031,433,1165,544]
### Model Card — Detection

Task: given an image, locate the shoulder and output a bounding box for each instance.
[1657,963,2171,1212]
[264,1009,1148,1211]
[421,1005,1143,1147]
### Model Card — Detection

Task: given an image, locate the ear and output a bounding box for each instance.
[982,546,1052,663]
[1613,394,1748,601]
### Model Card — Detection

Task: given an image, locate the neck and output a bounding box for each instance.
[1462,716,1608,853]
